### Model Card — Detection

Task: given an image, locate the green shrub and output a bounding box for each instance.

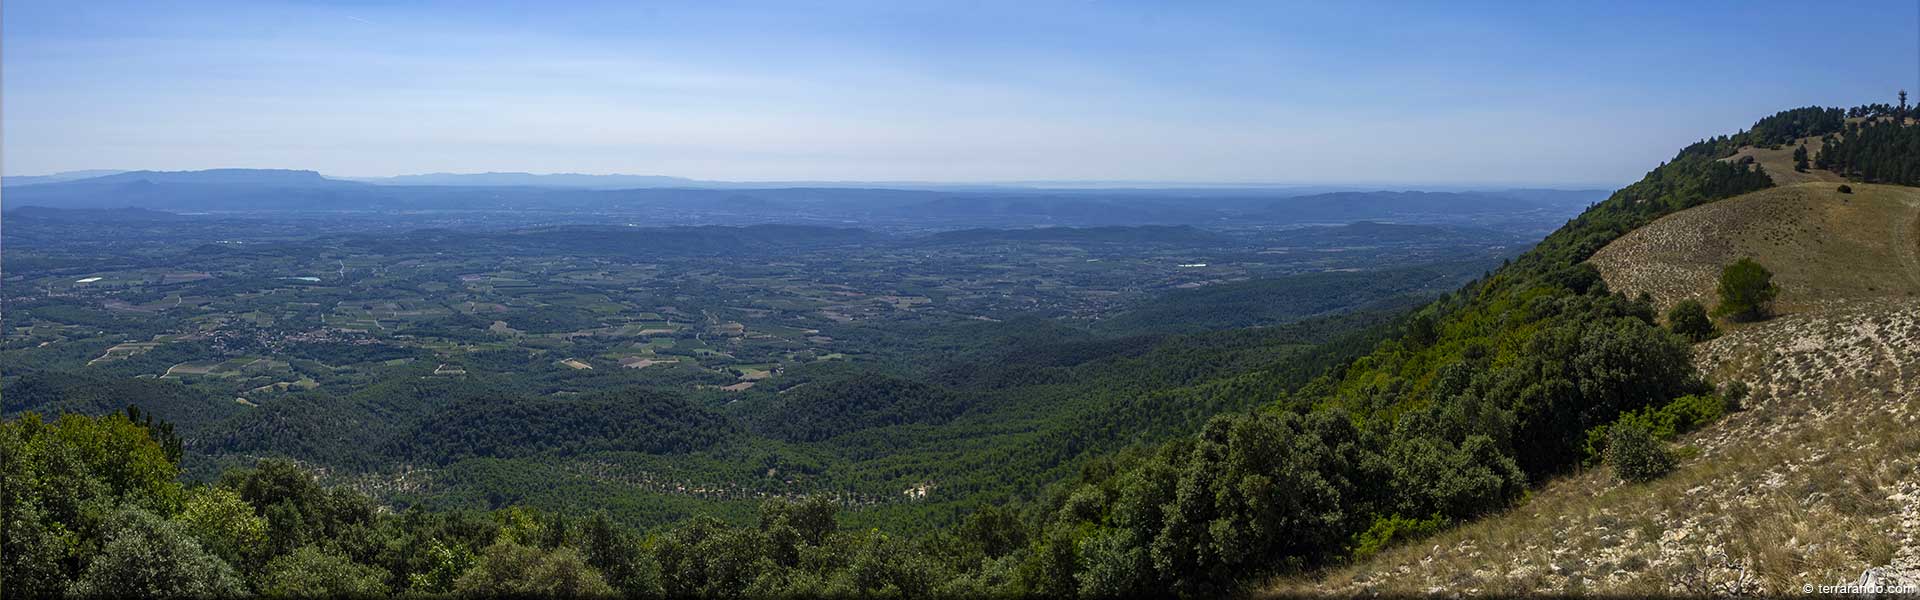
[1721,381,1750,412]
[1349,513,1449,561]
[406,540,477,594]
[1606,417,1675,483]
[1076,527,1152,598]
[656,516,768,598]
[70,508,246,598]
[1838,184,1853,194]
[175,487,268,570]
[258,546,390,598]
[1646,394,1728,439]
[453,541,615,597]
[1583,393,1728,464]
[1665,299,1715,342]
[1714,258,1779,322]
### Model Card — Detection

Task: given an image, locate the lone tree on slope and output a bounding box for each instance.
[1713,258,1779,322]
[1666,299,1715,342]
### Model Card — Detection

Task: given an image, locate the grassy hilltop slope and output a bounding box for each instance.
[1590,182,1920,312]
[1296,114,1920,596]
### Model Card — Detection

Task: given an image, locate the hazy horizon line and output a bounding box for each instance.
[2,167,1624,191]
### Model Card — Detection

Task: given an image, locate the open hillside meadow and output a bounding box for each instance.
[1588,181,1920,313]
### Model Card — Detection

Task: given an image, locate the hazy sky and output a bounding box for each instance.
[4,1,1916,186]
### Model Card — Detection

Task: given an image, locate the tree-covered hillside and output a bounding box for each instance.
[1818,114,1920,184]
[981,107,1806,596]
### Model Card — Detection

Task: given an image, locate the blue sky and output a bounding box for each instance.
[4,1,1915,186]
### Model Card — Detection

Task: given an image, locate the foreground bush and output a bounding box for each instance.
[71,508,246,598]
[454,542,615,597]
[1606,418,1676,483]
[1715,258,1779,322]
[1666,299,1715,342]
[258,546,391,598]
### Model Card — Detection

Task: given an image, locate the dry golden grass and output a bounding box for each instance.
[1721,136,1847,186]
[1587,182,1920,315]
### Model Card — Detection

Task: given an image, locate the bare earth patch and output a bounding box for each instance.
[619,357,679,369]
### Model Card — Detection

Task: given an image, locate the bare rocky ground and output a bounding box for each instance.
[1277,172,1920,597]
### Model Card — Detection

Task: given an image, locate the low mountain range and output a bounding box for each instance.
[2,168,1604,232]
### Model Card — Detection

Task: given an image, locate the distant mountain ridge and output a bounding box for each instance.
[0,168,1605,232]
[59,168,354,187]
[353,172,702,188]
[2,169,353,187]
[0,170,127,187]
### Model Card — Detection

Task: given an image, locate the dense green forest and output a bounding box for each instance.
[1818,115,1920,184]
[391,390,737,462]
[6,105,1877,597]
